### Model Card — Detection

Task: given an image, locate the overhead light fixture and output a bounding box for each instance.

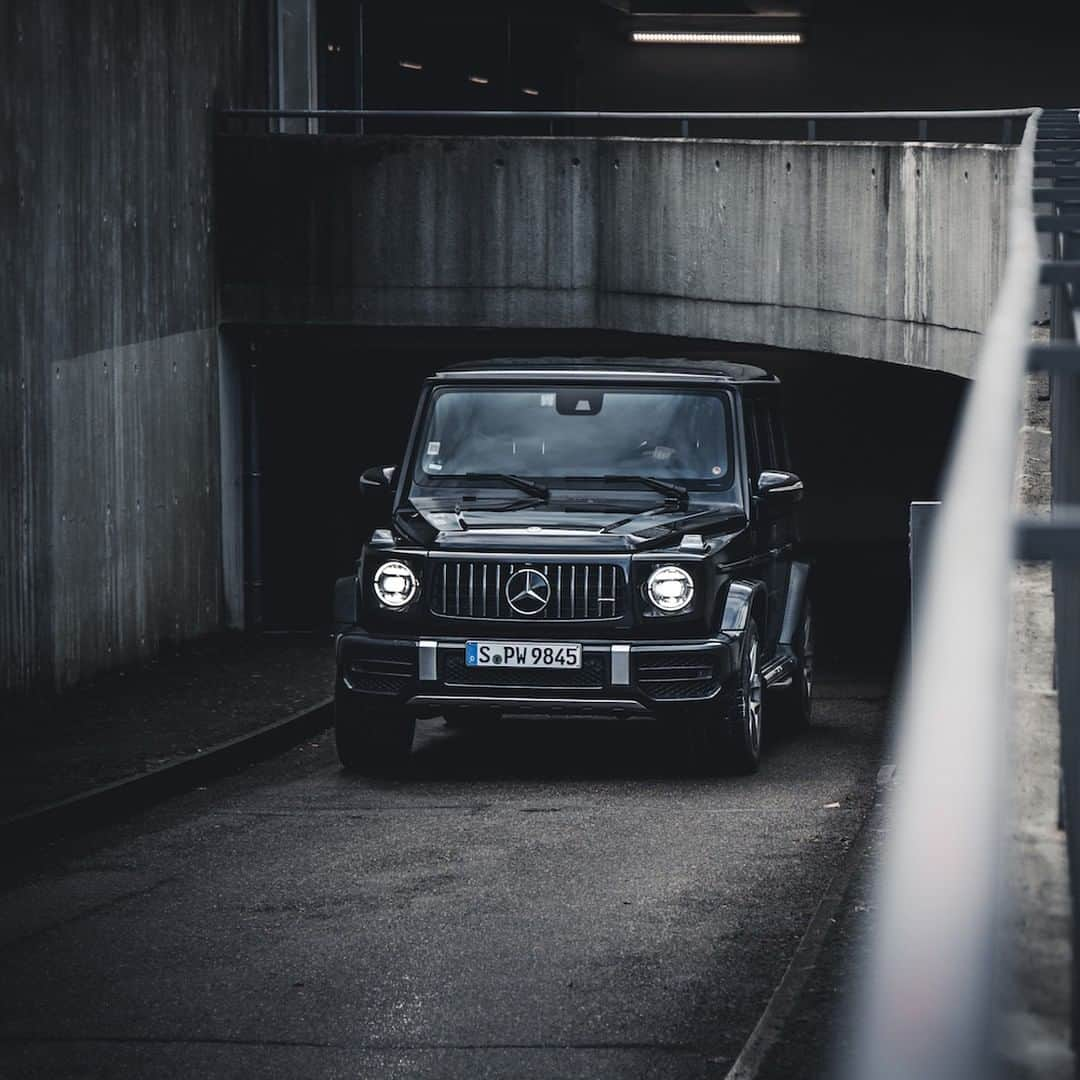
[631,31,803,45]
[522,87,540,97]
[468,75,490,85]
[398,60,423,71]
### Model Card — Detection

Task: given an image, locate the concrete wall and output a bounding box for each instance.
[219,135,1014,377]
[1,0,268,694]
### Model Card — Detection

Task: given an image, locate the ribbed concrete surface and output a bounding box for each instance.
[1,0,269,694]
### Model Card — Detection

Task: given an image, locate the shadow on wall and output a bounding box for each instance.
[762,350,968,679]
[237,327,967,680]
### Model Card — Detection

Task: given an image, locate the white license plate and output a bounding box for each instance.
[465,641,582,669]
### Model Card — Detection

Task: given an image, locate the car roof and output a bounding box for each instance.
[432,355,779,385]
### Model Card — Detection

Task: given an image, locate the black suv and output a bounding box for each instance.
[333,356,812,774]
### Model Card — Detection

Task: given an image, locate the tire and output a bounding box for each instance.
[724,617,765,775]
[335,689,415,773]
[686,616,764,776]
[773,601,814,732]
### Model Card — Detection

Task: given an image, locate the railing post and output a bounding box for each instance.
[918,118,929,141]
[680,119,689,138]
[807,118,816,141]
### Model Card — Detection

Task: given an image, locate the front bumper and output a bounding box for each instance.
[336,631,740,716]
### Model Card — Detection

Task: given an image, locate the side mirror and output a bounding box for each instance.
[359,465,397,493]
[756,470,803,502]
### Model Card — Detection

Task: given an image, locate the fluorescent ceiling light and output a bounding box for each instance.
[398,60,423,71]
[632,31,803,45]
[468,75,490,85]
[522,87,540,96]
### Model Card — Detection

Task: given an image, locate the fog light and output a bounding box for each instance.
[373,561,419,609]
[646,565,694,613]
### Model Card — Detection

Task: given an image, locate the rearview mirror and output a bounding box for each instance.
[756,470,803,501]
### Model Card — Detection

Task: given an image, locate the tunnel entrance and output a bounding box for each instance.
[230,325,967,679]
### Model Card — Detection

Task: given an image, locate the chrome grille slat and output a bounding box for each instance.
[430,560,625,621]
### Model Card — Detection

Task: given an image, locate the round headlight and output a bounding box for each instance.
[646,565,695,613]
[373,561,419,609]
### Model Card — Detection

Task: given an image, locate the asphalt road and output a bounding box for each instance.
[0,680,887,1080]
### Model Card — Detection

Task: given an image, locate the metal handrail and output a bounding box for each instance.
[843,110,1044,1079]
[220,107,1036,121]
[217,106,1035,143]
[1025,107,1080,1060]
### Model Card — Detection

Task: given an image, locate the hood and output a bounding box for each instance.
[394,501,748,553]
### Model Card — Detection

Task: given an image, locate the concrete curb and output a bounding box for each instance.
[1,698,334,852]
[723,769,891,1080]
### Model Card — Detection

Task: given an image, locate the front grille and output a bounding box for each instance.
[345,655,415,695]
[441,652,607,690]
[635,650,721,701]
[430,561,625,621]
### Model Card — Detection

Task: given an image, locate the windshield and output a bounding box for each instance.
[408,385,736,496]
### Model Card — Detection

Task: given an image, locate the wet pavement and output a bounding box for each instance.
[0,680,888,1079]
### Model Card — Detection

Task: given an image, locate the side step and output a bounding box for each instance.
[762,650,798,689]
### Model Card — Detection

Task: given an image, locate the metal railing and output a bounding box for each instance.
[1024,108,1080,1057]
[217,106,1032,143]
[846,107,1080,1078]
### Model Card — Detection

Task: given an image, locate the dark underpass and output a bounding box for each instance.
[233,326,967,682]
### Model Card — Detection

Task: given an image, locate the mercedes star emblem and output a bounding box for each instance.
[505,568,551,616]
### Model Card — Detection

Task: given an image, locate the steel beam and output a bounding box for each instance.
[1029,344,1080,372]
[1017,513,1080,561]
[1040,261,1080,285]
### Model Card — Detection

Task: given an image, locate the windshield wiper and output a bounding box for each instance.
[605,475,689,503]
[562,474,689,506]
[464,473,549,500]
[454,495,547,514]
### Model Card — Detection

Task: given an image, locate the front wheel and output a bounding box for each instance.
[686,617,764,775]
[724,618,765,774]
[335,690,415,773]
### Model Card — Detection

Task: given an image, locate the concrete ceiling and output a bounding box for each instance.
[369,1,1074,27]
